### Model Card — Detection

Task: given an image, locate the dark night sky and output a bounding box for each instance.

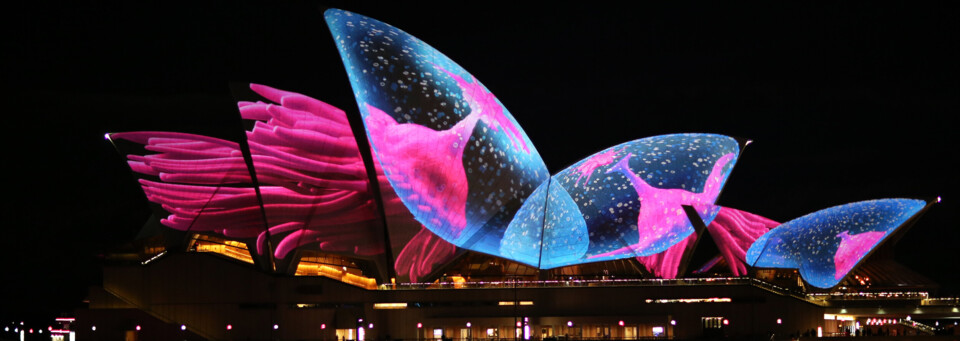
[4,1,958,322]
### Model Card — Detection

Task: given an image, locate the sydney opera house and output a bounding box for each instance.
[82,8,958,341]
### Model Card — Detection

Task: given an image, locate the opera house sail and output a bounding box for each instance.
[91,7,948,341]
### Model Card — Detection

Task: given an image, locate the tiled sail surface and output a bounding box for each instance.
[236,84,385,270]
[746,199,926,288]
[110,130,271,265]
[112,84,389,272]
[540,134,739,268]
[325,9,550,263]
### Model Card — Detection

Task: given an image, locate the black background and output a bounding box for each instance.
[4,1,958,323]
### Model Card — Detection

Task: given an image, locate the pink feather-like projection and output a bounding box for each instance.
[114,84,385,263]
[705,207,780,276]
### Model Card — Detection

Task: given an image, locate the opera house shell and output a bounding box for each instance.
[84,8,955,341]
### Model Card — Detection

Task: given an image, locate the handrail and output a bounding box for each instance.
[377,277,823,305]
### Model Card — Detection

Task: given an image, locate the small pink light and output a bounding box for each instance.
[368,323,374,329]
[567,321,573,327]
[516,322,522,327]
[466,322,472,327]
[670,320,676,326]
[227,324,232,330]
[181,325,186,331]
[417,323,423,328]
[136,325,141,331]
[29,329,34,334]
[777,319,782,325]
[274,324,279,330]
[723,319,729,326]
[321,324,326,330]
[48,326,53,331]
[91,326,97,331]
[618,321,624,326]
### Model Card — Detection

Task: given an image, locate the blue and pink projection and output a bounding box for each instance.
[326,8,741,270]
[503,134,739,269]
[112,8,933,286]
[746,199,927,288]
[325,9,550,259]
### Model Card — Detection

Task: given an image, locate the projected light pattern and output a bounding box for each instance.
[635,233,697,279]
[325,9,747,270]
[637,204,779,279]
[539,183,590,268]
[746,199,926,288]
[238,84,383,261]
[834,230,885,280]
[372,153,458,283]
[573,148,620,187]
[112,131,265,240]
[113,84,385,265]
[705,206,780,276]
[394,226,457,282]
[326,9,550,258]
[550,134,739,266]
[499,180,549,266]
[500,179,592,268]
[112,8,934,285]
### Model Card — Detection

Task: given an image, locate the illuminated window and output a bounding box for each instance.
[703,317,724,329]
[336,329,355,341]
[191,234,254,264]
[623,326,638,340]
[294,251,377,289]
[498,301,534,306]
[645,297,731,304]
[373,303,407,309]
